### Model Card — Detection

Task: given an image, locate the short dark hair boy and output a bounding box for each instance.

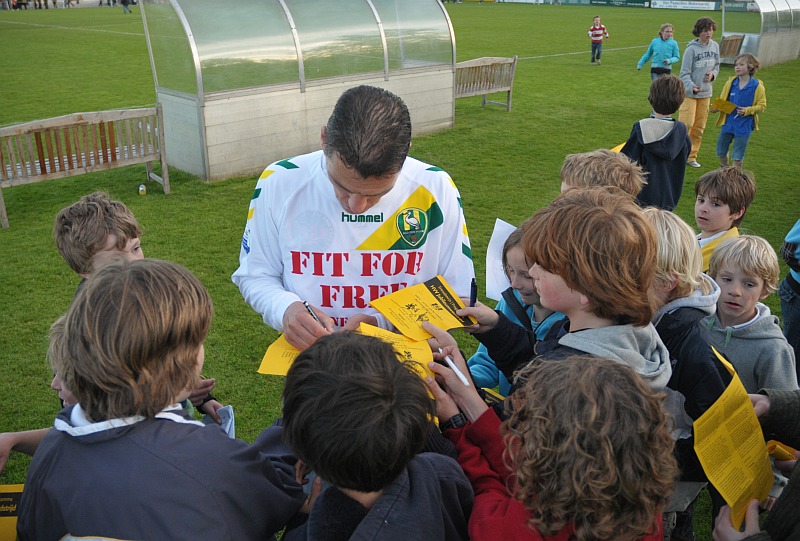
[650,73,685,115]
[282,332,472,540]
[621,74,692,211]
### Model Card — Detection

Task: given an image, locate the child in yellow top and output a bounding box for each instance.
[694,166,756,271]
[712,53,767,168]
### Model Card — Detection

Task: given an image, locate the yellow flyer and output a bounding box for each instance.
[257,324,434,379]
[693,348,773,529]
[257,334,301,376]
[357,322,434,379]
[712,97,737,114]
[369,275,477,342]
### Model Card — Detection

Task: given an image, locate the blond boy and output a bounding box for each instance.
[702,235,797,393]
[694,166,756,271]
[560,149,646,197]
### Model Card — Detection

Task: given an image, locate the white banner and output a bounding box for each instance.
[651,0,715,9]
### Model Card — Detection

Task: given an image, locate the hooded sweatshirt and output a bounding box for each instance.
[622,117,692,211]
[701,303,798,393]
[555,323,672,390]
[18,405,305,541]
[654,276,732,482]
[680,38,720,99]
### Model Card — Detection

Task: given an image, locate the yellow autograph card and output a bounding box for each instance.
[357,322,434,379]
[257,324,434,379]
[369,275,477,342]
[258,334,300,376]
[712,97,737,114]
[693,348,773,529]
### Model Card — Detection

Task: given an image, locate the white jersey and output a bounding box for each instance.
[232,150,474,331]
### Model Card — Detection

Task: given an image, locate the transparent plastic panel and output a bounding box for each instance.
[761,0,779,31]
[724,7,764,34]
[177,0,298,93]
[290,0,384,80]
[772,0,793,30]
[143,0,197,94]
[373,0,453,70]
[787,0,800,30]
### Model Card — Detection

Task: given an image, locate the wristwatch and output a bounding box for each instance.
[440,413,467,432]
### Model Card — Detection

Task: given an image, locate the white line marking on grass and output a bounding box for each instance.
[519,45,643,60]
[0,20,143,37]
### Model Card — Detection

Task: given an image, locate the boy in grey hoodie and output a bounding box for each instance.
[701,235,797,521]
[702,235,797,393]
[679,17,720,168]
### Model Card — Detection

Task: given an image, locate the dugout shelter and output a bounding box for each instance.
[720,0,800,66]
[140,0,457,180]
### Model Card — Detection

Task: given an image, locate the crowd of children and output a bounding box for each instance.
[1,21,792,541]
[7,154,795,541]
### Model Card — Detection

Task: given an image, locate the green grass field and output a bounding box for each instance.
[1,4,798,538]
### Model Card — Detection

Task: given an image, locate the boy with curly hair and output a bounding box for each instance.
[426,346,676,541]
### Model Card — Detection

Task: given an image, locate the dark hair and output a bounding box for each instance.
[282,332,434,492]
[323,85,412,179]
[648,75,685,115]
[692,17,717,36]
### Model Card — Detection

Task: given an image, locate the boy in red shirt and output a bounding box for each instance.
[589,15,609,65]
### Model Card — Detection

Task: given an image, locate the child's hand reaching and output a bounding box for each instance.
[713,501,761,540]
[457,302,500,334]
[423,322,488,423]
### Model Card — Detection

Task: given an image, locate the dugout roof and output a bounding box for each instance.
[140,0,456,98]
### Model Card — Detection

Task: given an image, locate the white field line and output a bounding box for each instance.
[519,45,645,60]
[0,20,143,36]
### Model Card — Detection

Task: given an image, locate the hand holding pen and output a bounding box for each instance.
[282,300,333,350]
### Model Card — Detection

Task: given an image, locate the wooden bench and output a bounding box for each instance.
[719,34,745,59]
[0,105,169,228]
[455,56,518,111]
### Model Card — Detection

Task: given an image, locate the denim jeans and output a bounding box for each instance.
[591,42,602,62]
[779,277,800,373]
[716,129,752,161]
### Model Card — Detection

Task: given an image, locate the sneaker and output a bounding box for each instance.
[687,160,701,168]
[597,60,602,65]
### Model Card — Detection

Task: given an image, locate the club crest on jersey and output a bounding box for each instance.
[396,208,429,247]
